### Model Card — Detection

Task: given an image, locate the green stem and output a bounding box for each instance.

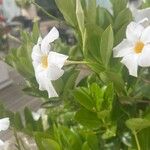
[133,131,141,150]
[7,34,21,43]
[65,60,88,65]
[32,2,63,23]
[14,130,22,150]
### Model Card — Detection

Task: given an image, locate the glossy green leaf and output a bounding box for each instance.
[74,88,95,111]
[55,0,77,27]
[96,7,113,29]
[100,25,114,68]
[75,108,101,128]
[84,0,96,24]
[114,8,132,30]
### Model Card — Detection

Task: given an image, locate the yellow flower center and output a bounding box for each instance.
[134,41,144,54]
[41,55,48,68]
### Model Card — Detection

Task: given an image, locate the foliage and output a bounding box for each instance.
[3,0,150,150]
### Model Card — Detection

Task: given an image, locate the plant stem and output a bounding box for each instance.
[14,130,22,150]
[32,2,62,23]
[133,131,141,150]
[7,34,21,43]
[65,60,88,65]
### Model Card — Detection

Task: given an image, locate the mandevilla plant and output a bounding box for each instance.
[1,0,150,149]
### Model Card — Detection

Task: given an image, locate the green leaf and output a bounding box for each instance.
[114,23,128,46]
[32,21,40,43]
[90,83,104,111]
[100,71,125,95]
[74,88,95,111]
[103,83,114,110]
[13,112,24,130]
[137,127,150,150]
[87,61,105,73]
[96,7,113,29]
[84,0,96,24]
[100,25,114,68]
[75,108,101,128]
[62,70,79,99]
[59,126,82,150]
[76,0,85,39]
[55,0,77,27]
[111,0,128,17]
[126,118,150,132]
[82,142,91,150]
[102,126,116,139]
[42,139,61,150]
[114,8,132,31]
[83,24,103,61]
[87,134,99,150]
[24,107,36,131]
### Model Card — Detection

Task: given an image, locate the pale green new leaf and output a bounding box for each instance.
[126,118,150,132]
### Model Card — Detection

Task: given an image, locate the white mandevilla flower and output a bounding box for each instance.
[113,21,150,77]
[0,140,9,150]
[0,118,10,150]
[32,109,49,130]
[0,118,10,131]
[32,108,46,121]
[32,27,68,98]
[132,7,150,27]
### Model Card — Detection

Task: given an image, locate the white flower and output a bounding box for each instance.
[0,118,10,150]
[0,140,9,150]
[32,109,46,121]
[132,7,150,27]
[113,21,150,77]
[32,109,49,130]
[32,27,68,98]
[0,118,10,131]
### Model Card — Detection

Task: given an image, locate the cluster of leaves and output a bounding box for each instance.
[4,0,150,149]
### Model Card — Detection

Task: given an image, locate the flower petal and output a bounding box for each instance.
[31,44,42,63]
[138,44,150,67]
[134,8,150,23]
[32,112,40,121]
[141,26,150,44]
[46,81,58,98]
[37,36,42,44]
[126,22,144,43]
[35,70,47,91]
[0,140,9,150]
[0,118,10,131]
[48,51,68,68]
[138,18,150,28]
[35,71,58,98]
[113,39,133,57]
[47,63,64,81]
[41,27,59,53]
[121,54,139,77]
